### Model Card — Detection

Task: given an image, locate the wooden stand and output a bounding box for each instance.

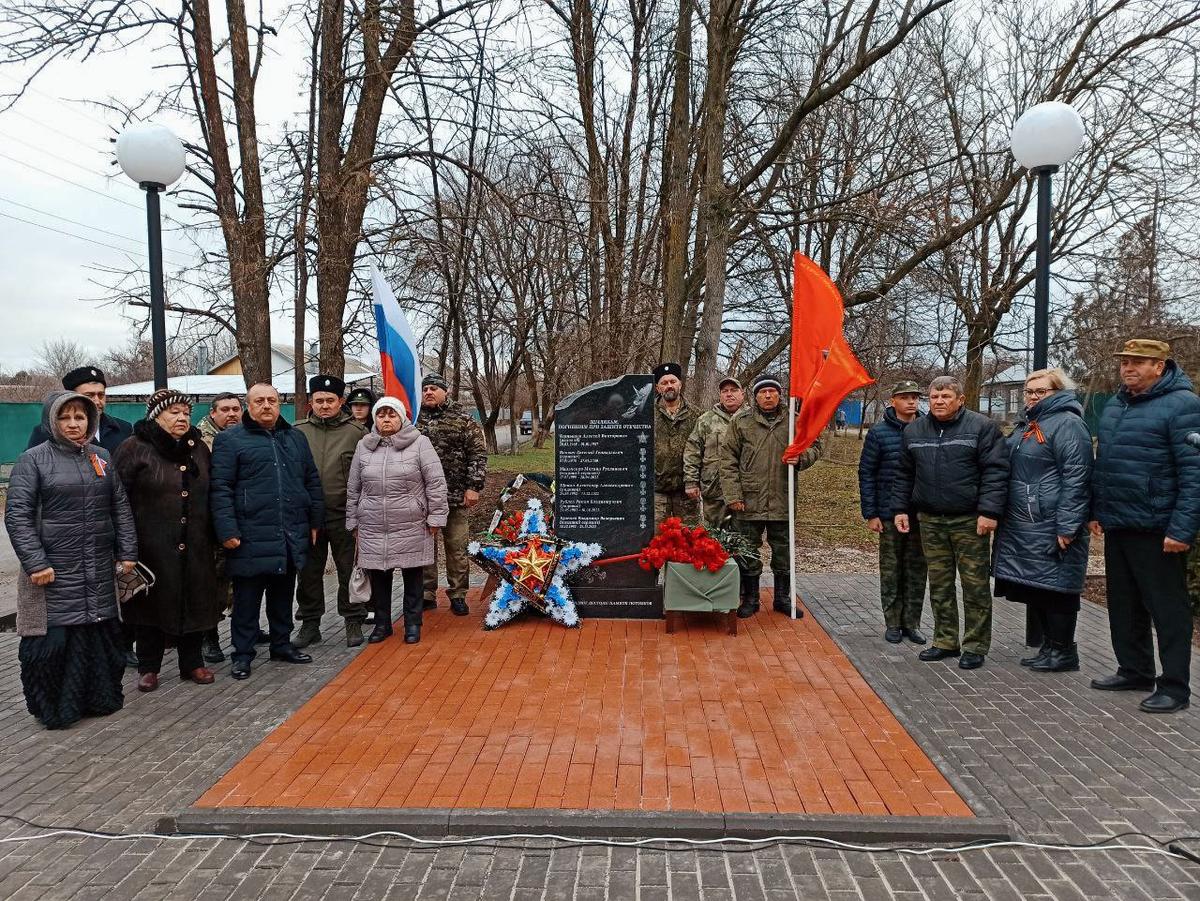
[664,610,737,635]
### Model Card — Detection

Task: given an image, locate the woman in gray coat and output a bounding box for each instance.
[992,368,1094,673]
[4,391,138,729]
[346,397,448,644]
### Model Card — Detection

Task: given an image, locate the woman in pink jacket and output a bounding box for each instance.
[346,397,449,644]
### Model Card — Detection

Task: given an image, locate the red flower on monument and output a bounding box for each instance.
[637,518,729,572]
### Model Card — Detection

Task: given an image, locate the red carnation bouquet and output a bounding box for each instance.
[638,518,730,573]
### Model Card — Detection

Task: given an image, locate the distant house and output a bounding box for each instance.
[980,364,1029,422]
[107,343,379,402]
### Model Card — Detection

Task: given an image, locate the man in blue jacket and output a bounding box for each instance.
[859,381,927,645]
[1089,339,1200,713]
[210,383,325,680]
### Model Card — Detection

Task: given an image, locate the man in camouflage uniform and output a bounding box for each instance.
[858,381,927,645]
[418,373,488,616]
[294,375,368,648]
[653,362,700,525]
[892,376,1008,670]
[720,374,822,618]
[683,376,746,530]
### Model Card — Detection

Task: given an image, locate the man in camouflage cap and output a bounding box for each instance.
[653,362,700,525]
[417,373,488,616]
[683,376,746,529]
[858,380,927,645]
[1089,338,1200,713]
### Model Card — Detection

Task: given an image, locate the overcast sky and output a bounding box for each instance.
[0,23,308,374]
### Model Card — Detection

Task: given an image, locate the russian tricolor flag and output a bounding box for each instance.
[370,265,423,423]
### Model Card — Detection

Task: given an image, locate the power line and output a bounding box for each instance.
[2,131,140,195]
[0,71,113,130]
[0,194,193,263]
[0,209,191,268]
[0,150,188,229]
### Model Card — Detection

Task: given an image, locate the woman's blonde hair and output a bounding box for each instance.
[1025,367,1076,391]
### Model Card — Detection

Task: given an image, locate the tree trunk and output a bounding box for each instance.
[659,0,693,364]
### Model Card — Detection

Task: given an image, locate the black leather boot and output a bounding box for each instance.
[736,574,760,619]
[1031,610,1079,672]
[773,573,801,617]
[1019,606,1049,666]
[368,594,394,643]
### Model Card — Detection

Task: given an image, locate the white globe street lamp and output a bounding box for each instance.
[1009,101,1084,371]
[116,123,186,390]
[1009,101,1083,654]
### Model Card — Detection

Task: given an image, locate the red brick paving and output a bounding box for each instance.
[197,590,972,817]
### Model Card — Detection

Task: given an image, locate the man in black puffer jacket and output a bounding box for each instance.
[210,384,324,681]
[892,375,1009,670]
[859,381,927,645]
[1089,339,1200,714]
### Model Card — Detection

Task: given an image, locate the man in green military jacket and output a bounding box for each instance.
[683,376,746,529]
[653,361,700,525]
[294,375,368,648]
[720,374,822,618]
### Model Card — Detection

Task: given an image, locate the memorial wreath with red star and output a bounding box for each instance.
[468,499,602,629]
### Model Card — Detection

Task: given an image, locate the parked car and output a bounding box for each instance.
[519,411,533,435]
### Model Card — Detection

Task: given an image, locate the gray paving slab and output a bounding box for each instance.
[0,573,1194,898]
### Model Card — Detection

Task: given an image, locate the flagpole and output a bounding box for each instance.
[788,395,798,619]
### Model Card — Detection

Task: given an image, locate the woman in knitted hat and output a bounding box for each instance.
[113,389,222,691]
[346,397,448,644]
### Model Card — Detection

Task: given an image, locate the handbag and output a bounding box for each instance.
[348,540,371,605]
[116,562,156,605]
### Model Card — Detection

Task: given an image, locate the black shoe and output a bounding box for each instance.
[1139,691,1189,714]
[884,627,903,644]
[902,628,927,645]
[346,622,365,648]
[1090,673,1155,692]
[423,598,437,611]
[959,652,985,670]
[269,648,312,664]
[254,629,270,645]
[202,631,226,664]
[772,575,800,617]
[450,598,469,616]
[918,646,960,661]
[404,624,420,644]
[293,621,322,649]
[1020,644,1050,667]
[736,598,759,619]
[124,650,139,669]
[231,662,251,680]
[368,622,393,643]
[1030,645,1079,673]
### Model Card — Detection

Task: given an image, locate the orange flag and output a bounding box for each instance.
[783,253,874,463]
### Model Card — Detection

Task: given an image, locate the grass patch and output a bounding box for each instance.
[795,433,872,551]
[488,439,555,474]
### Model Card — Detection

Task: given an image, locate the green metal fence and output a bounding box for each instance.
[0,402,297,464]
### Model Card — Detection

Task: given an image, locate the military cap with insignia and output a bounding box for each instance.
[1113,338,1170,361]
[62,365,107,390]
[347,386,376,406]
[308,374,346,397]
[891,380,921,397]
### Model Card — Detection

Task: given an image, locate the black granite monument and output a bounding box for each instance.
[555,374,662,618]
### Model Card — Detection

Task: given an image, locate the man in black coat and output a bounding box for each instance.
[859,380,927,645]
[892,375,1009,670]
[26,366,132,456]
[210,383,324,680]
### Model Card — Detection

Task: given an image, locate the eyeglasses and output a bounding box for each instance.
[1023,387,1053,398]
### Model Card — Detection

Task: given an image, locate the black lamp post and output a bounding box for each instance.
[1010,101,1085,647]
[116,123,186,391]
